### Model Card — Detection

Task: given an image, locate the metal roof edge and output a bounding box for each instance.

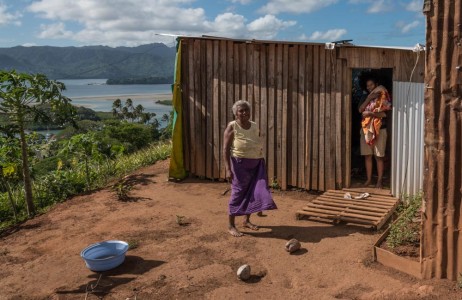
[176,35,424,51]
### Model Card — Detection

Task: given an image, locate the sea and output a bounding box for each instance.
[37,79,173,135]
[60,79,173,115]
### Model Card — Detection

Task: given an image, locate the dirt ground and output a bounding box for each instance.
[0,160,460,300]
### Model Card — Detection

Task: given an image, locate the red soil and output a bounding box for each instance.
[0,160,460,299]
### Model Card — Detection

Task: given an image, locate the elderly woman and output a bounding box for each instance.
[223,100,277,237]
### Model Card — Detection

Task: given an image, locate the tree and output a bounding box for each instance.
[112,98,122,119]
[0,71,76,216]
[111,98,156,124]
[59,133,102,190]
[0,136,22,220]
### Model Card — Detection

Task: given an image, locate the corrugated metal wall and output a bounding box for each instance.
[391,81,425,198]
[422,0,462,280]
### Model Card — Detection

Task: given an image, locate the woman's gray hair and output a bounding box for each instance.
[232,100,251,116]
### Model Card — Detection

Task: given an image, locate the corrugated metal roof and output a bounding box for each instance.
[177,35,420,51]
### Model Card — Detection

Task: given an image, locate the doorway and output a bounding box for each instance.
[350,68,393,188]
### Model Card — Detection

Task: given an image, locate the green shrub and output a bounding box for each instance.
[103,122,154,152]
[0,142,171,230]
[386,193,422,249]
[32,156,60,177]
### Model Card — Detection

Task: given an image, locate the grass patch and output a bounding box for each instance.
[128,240,140,250]
[386,193,422,249]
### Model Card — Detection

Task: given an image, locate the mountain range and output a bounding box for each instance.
[0,43,176,80]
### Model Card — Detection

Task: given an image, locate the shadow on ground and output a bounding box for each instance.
[245,224,375,243]
[55,256,165,297]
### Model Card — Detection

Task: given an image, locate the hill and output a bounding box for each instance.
[0,43,176,80]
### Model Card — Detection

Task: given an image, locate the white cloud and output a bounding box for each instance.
[230,0,252,4]
[21,42,37,47]
[397,20,420,33]
[368,0,393,13]
[406,0,421,12]
[298,33,309,41]
[27,0,295,46]
[348,0,394,13]
[247,15,296,39]
[204,13,247,37]
[38,22,73,39]
[308,29,347,41]
[0,3,22,26]
[259,0,337,15]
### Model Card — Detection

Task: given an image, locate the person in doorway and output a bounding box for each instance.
[223,100,277,237]
[358,78,392,189]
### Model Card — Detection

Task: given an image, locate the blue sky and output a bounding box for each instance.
[0,0,425,48]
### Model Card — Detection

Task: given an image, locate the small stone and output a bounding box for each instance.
[285,238,301,253]
[237,264,251,281]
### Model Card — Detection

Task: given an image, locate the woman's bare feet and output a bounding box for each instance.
[228,226,244,237]
[243,221,259,231]
[376,180,383,189]
[363,180,371,187]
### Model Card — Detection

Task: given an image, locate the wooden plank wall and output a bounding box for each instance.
[180,38,424,191]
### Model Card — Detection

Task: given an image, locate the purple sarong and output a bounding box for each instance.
[228,157,277,216]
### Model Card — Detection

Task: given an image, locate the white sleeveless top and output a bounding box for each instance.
[230,121,263,159]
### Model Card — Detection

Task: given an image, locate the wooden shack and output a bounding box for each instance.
[170,36,425,196]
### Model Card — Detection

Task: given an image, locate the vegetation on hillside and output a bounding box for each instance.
[156,100,173,106]
[0,43,175,80]
[0,71,174,229]
[0,71,76,216]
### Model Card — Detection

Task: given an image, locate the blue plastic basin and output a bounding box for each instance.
[80,240,129,272]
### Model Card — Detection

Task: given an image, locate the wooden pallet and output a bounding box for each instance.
[296,189,400,230]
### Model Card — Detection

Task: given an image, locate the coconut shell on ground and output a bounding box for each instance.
[237,264,251,281]
[285,238,301,253]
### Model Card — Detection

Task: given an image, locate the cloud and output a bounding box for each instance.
[204,13,247,37]
[0,3,22,26]
[367,0,393,13]
[348,0,394,13]
[229,0,252,4]
[21,43,38,47]
[27,0,295,46]
[38,22,73,39]
[308,29,347,41]
[298,33,309,41]
[406,0,421,12]
[397,20,420,33]
[259,0,337,15]
[247,15,296,39]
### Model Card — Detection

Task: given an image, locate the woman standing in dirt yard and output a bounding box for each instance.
[223,100,278,237]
